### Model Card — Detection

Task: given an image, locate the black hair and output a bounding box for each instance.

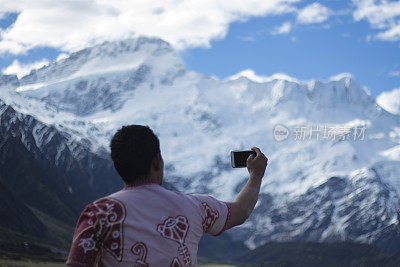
[110,125,160,185]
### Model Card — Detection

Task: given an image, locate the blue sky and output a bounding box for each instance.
[1,1,400,98]
[182,12,400,97]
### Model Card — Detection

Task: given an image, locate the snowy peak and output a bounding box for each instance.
[226,70,376,115]
[80,37,174,59]
[9,37,187,116]
[307,75,374,108]
[19,36,183,85]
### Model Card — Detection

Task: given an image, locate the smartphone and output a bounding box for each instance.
[231,150,256,168]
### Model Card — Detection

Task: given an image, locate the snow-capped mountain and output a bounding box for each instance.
[1,37,399,252]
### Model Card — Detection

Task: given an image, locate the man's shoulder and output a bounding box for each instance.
[81,194,127,215]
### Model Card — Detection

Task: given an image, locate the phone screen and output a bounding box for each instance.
[231,150,256,168]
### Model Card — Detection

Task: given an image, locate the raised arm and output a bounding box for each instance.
[225,147,268,230]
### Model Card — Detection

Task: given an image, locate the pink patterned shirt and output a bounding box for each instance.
[66,183,230,267]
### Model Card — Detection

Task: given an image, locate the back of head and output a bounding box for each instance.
[110,125,160,185]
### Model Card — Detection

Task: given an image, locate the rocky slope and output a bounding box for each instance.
[0,98,122,248]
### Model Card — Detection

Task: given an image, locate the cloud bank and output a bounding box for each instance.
[353,0,400,41]
[1,0,399,57]
[0,0,300,55]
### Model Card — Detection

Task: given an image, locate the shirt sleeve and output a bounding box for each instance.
[66,197,126,266]
[187,194,231,236]
[66,203,103,267]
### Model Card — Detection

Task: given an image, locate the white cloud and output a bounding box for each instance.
[0,0,300,54]
[2,58,49,78]
[297,3,331,24]
[353,0,400,41]
[227,69,299,83]
[377,87,400,114]
[353,0,400,28]
[376,24,400,41]
[271,21,292,35]
[329,72,354,81]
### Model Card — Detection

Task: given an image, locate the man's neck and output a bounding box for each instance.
[124,176,162,187]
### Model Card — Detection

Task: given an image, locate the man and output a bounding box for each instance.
[67,125,268,266]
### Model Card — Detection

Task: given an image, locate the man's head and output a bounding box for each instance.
[110,125,163,186]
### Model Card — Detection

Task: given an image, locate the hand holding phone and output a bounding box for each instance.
[231,147,268,178]
[246,147,268,179]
